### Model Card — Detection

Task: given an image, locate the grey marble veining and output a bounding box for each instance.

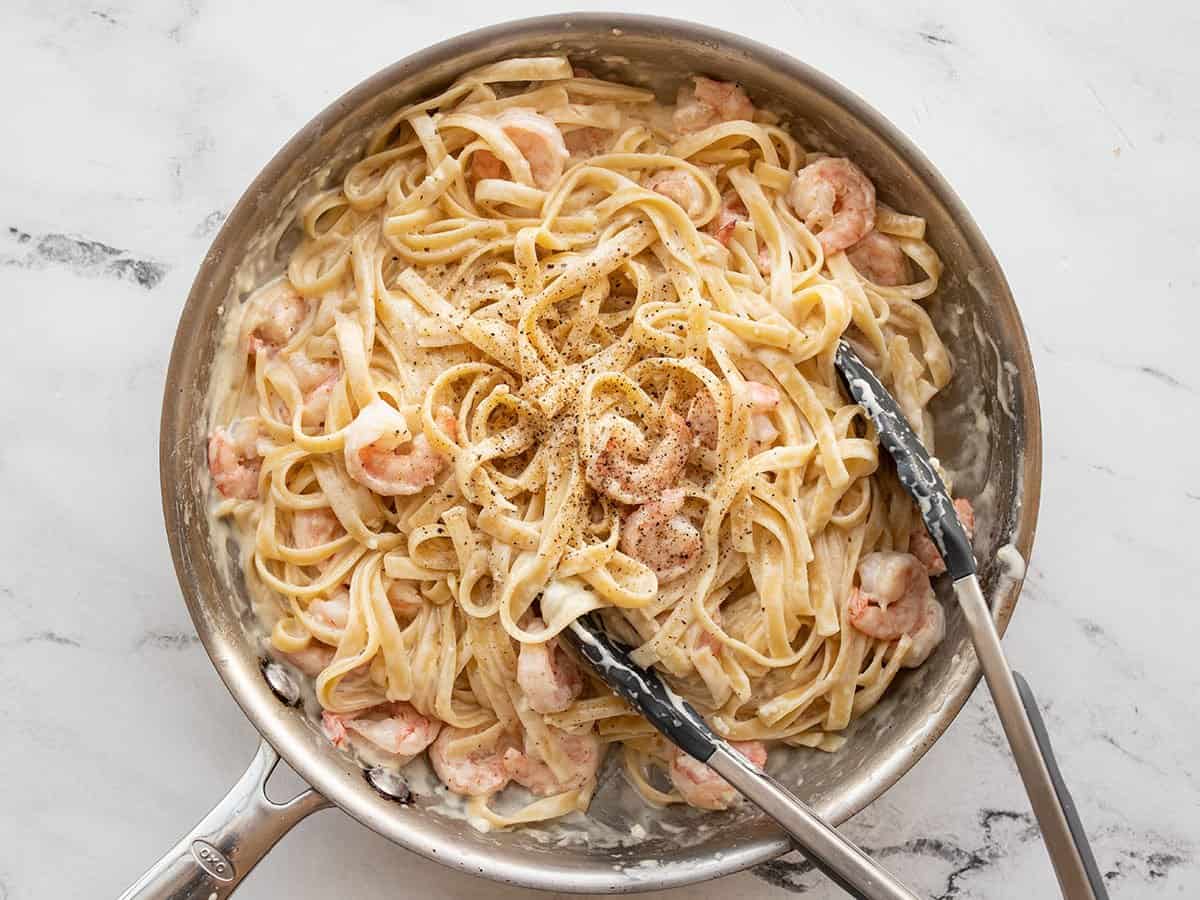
[1,1,1197,898]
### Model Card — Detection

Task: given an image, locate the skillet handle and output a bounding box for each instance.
[117,739,330,900]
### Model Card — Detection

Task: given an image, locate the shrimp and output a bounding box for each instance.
[744,381,781,450]
[517,620,584,714]
[706,191,748,247]
[585,409,691,505]
[673,76,756,134]
[704,193,776,277]
[565,126,610,158]
[280,643,334,677]
[846,230,911,286]
[292,507,342,550]
[322,701,441,763]
[470,110,569,190]
[386,580,425,619]
[755,243,773,276]
[909,499,975,577]
[429,726,512,797]
[746,380,781,411]
[208,420,261,500]
[281,645,376,690]
[646,169,707,219]
[686,381,780,452]
[788,157,877,255]
[288,354,340,427]
[301,379,337,428]
[847,551,935,641]
[669,740,767,811]
[686,391,719,450]
[903,591,945,668]
[344,400,457,497]
[307,591,349,630]
[289,354,337,392]
[249,281,308,353]
[471,150,506,181]
[619,488,702,583]
[502,729,602,796]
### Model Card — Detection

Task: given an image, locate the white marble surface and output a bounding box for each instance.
[2,1,1198,897]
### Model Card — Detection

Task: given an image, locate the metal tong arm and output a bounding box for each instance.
[705,748,920,900]
[834,339,1105,899]
[568,619,918,900]
[954,576,1108,899]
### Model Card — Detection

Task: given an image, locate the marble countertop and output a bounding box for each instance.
[2,1,1197,897]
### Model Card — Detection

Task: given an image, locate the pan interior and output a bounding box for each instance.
[161,14,1039,892]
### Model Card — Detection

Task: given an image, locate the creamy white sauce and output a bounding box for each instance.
[995,543,1026,581]
[192,63,1036,851]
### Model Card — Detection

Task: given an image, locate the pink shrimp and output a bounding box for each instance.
[847,551,935,641]
[322,701,441,763]
[470,110,569,190]
[673,76,756,134]
[909,499,975,577]
[706,191,748,246]
[903,591,946,668]
[502,729,602,796]
[564,126,610,158]
[788,158,877,255]
[288,354,340,427]
[471,150,506,181]
[848,585,921,640]
[585,409,692,505]
[669,740,767,811]
[688,610,726,660]
[645,169,707,219]
[248,281,308,354]
[307,591,349,630]
[429,726,512,797]
[619,488,702,583]
[280,643,334,677]
[686,391,720,451]
[846,230,911,286]
[686,381,779,452]
[386,580,425,619]
[292,507,342,550]
[208,419,261,500]
[756,243,773,275]
[517,620,584,714]
[280,646,376,690]
[744,381,781,451]
[745,381,780,411]
[344,400,457,497]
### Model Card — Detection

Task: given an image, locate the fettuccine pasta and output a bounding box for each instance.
[207,58,972,827]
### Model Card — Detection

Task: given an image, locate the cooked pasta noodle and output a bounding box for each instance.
[207,57,968,827]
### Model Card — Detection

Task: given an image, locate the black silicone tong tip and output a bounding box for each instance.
[567,615,718,762]
[833,340,975,580]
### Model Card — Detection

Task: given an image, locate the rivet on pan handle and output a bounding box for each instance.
[117,740,329,900]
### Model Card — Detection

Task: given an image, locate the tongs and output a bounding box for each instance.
[568,617,921,899]
[834,340,1106,898]
[565,341,1107,900]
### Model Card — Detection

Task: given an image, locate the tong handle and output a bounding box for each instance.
[706,748,919,900]
[954,576,1108,899]
[1012,672,1109,899]
[569,618,918,900]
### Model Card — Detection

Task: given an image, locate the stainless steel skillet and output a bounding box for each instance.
[132,13,1043,898]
